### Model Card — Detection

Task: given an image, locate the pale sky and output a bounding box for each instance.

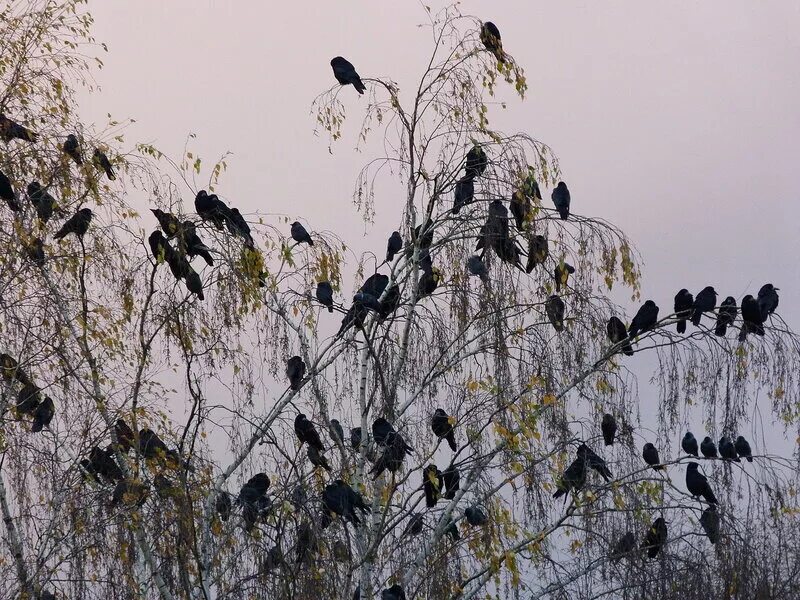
[81,1,800,440]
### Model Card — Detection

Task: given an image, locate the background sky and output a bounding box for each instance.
[80,1,800,445]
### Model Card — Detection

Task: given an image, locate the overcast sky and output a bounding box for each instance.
[81,1,800,445]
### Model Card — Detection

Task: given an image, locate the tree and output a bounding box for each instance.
[1,2,799,599]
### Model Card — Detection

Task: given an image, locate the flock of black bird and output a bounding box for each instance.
[555,411,758,560]
[0,18,785,595]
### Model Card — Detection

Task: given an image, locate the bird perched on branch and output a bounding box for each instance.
[606,316,634,356]
[431,408,457,451]
[331,57,366,94]
[551,182,570,220]
[63,134,82,165]
[0,114,37,143]
[673,289,693,334]
[53,208,92,240]
[92,148,115,180]
[479,21,505,63]
[294,414,324,451]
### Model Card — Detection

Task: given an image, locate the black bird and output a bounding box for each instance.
[734,436,753,462]
[323,480,369,525]
[370,432,411,479]
[151,208,180,238]
[641,517,667,559]
[642,443,664,470]
[606,316,634,356]
[403,513,424,536]
[431,408,457,451]
[0,114,37,143]
[27,182,57,222]
[453,176,474,214]
[185,268,204,300]
[307,445,331,471]
[286,356,306,390]
[381,584,407,600]
[89,446,123,482]
[610,531,636,562]
[379,284,401,319]
[682,432,699,457]
[715,296,738,336]
[372,417,395,445]
[466,255,489,283]
[686,462,718,504]
[64,134,82,165]
[628,300,659,339]
[180,220,214,266]
[148,230,169,264]
[418,267,441,297]
[238,473,270,505]
[757,284,779,320]
[423,464,442,507]
[718,436,739,462]
[442,465,460,499]
[465,506,488,526]
[510,190,532,230]
[330,57,366,94]
[31,396,55,432]
[700,436,718,458]
[194,190,228,229]
[739,294,765,341]
[0,170,21,211]
[545,294,565,332]
[1,353,30,385]
[114,419,136,453]
[479,200,513,261]
[479,21,505,63]
[525,234,549,273]
[551,181,570,220]
[16,383,41,414]
[386,231,402,262]
[110,479,148,508]
[154,475,179,500]
[553,456,586,499]
[138,429,170,460]
[294,414,324,451]
[673,289,694,334]
[553,262,575,291]
[465,145,488,179]
[316,281,334,312]
[350,427,363,449]
[291,221,313,246]
[700,505,720,544]
[601,414,617,446]
[353,291,382,312]
[54,208,92,240]
[372,417,413,453]
[577,443,612,482]
[444,520,460,541]
[25,237,45,266]
[92,148,115,180]
[338,273,391,334]
[225,208,253,246]
[166,247,191,280]
[330,419,344,445]
[691,286,717,327]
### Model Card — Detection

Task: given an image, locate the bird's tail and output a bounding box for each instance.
[447,434,457,452]
[715,323,727,336]
[677,320,686,334]
[691,310,702,326]
[354,78,366,95]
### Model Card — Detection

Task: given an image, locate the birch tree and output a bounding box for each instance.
[1,3,799,600]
